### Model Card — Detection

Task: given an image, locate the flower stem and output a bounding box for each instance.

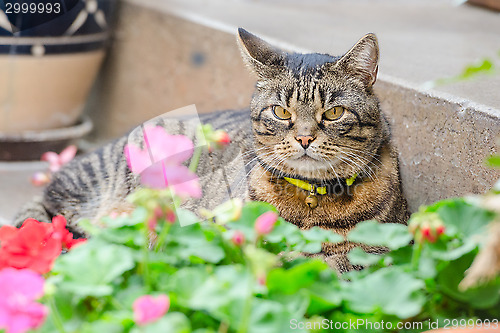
[49,296,66,333]
[411,242,423,271]
[189,145,203,173]
[237,266,254,333]
[154,223,171,252]
[142,228,153,292]
[237,289,253,333]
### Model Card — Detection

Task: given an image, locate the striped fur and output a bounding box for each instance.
[14,30,409,272]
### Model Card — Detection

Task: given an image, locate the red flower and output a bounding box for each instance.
[0,216,85,274]
[408,212,446,244]
[51,215,86,250]
[0,220,61,274]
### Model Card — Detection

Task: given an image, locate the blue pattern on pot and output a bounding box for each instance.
[0,0,116,54]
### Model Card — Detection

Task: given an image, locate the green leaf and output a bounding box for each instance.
[167,222,225,263]
[426,198,494,238]
[460,58,494,79]
[265,219,302,245]
[210,198,243,225]
[101,207,149,228]
[425,237,478,261]
[131,312,191,333]
[268,292,310,318]
[177,208,203,227]
[188,265,252,313]
[166,265,252,321]
[246,299,307,333]
[342,266,425,318]
[98,227,146,248]
[436,252,500,309]
[229,201,278,241]
[162,266,210,306]
[486,155,500,168]
[267,260,330,294]
[347,220,412,250]
[80,320,124,333]
[306,282,342,315]
[53,240,135,299]
[347,247,383,267]
[293,227,344,253]
[415,254,437,280]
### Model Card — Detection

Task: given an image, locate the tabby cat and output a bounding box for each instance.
[15,29,409,272]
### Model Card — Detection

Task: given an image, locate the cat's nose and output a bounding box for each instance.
[295,135,315,149]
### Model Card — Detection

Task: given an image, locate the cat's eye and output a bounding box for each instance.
[272,105,292,120]
[323,106,345,121]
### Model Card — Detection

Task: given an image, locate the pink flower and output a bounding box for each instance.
[140,162,202,198]
[209,130,231,152]
[147,217,158,231]
[30,172,50,187]
[257,273,267,286]
[232,230,245,246]
[0,268,48,333]
[124,126,201,198]
[165,210,176,224]
[213,130,230,147]
[133,294,170,326]
[255,212,278,235]
[124,126,194,174]
[41,145,77,173]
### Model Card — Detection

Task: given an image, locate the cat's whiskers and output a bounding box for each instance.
[254,152,291,183]
[337,150,377,180]
[323,145,378,181]
[319,156,342,188]
[233,150,276,191]
[322,146,375,181]
[332,144,382,165]
[335,146,381,179]
[341,154,375,182]
[240,146,271,159]
[332,152,371,181]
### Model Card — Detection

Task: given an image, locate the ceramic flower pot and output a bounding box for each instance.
[0,0,116,160]
[0,0,116,133]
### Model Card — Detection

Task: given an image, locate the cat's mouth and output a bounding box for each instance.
[284,150,340,171]
[296,155,316,161]
[293,149,321,161]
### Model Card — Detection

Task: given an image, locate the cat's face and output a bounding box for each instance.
[238,29,387,181]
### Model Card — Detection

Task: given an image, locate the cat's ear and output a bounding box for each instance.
[336,33,379,87]
[237,28,286,79]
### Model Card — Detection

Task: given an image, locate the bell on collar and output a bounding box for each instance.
[305,194,318,209]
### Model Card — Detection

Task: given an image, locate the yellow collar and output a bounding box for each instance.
[284,177,327,195]
[284,174,357,195]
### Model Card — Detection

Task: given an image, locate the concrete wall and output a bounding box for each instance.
[375,80,500,210]
[87,2,500,212]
